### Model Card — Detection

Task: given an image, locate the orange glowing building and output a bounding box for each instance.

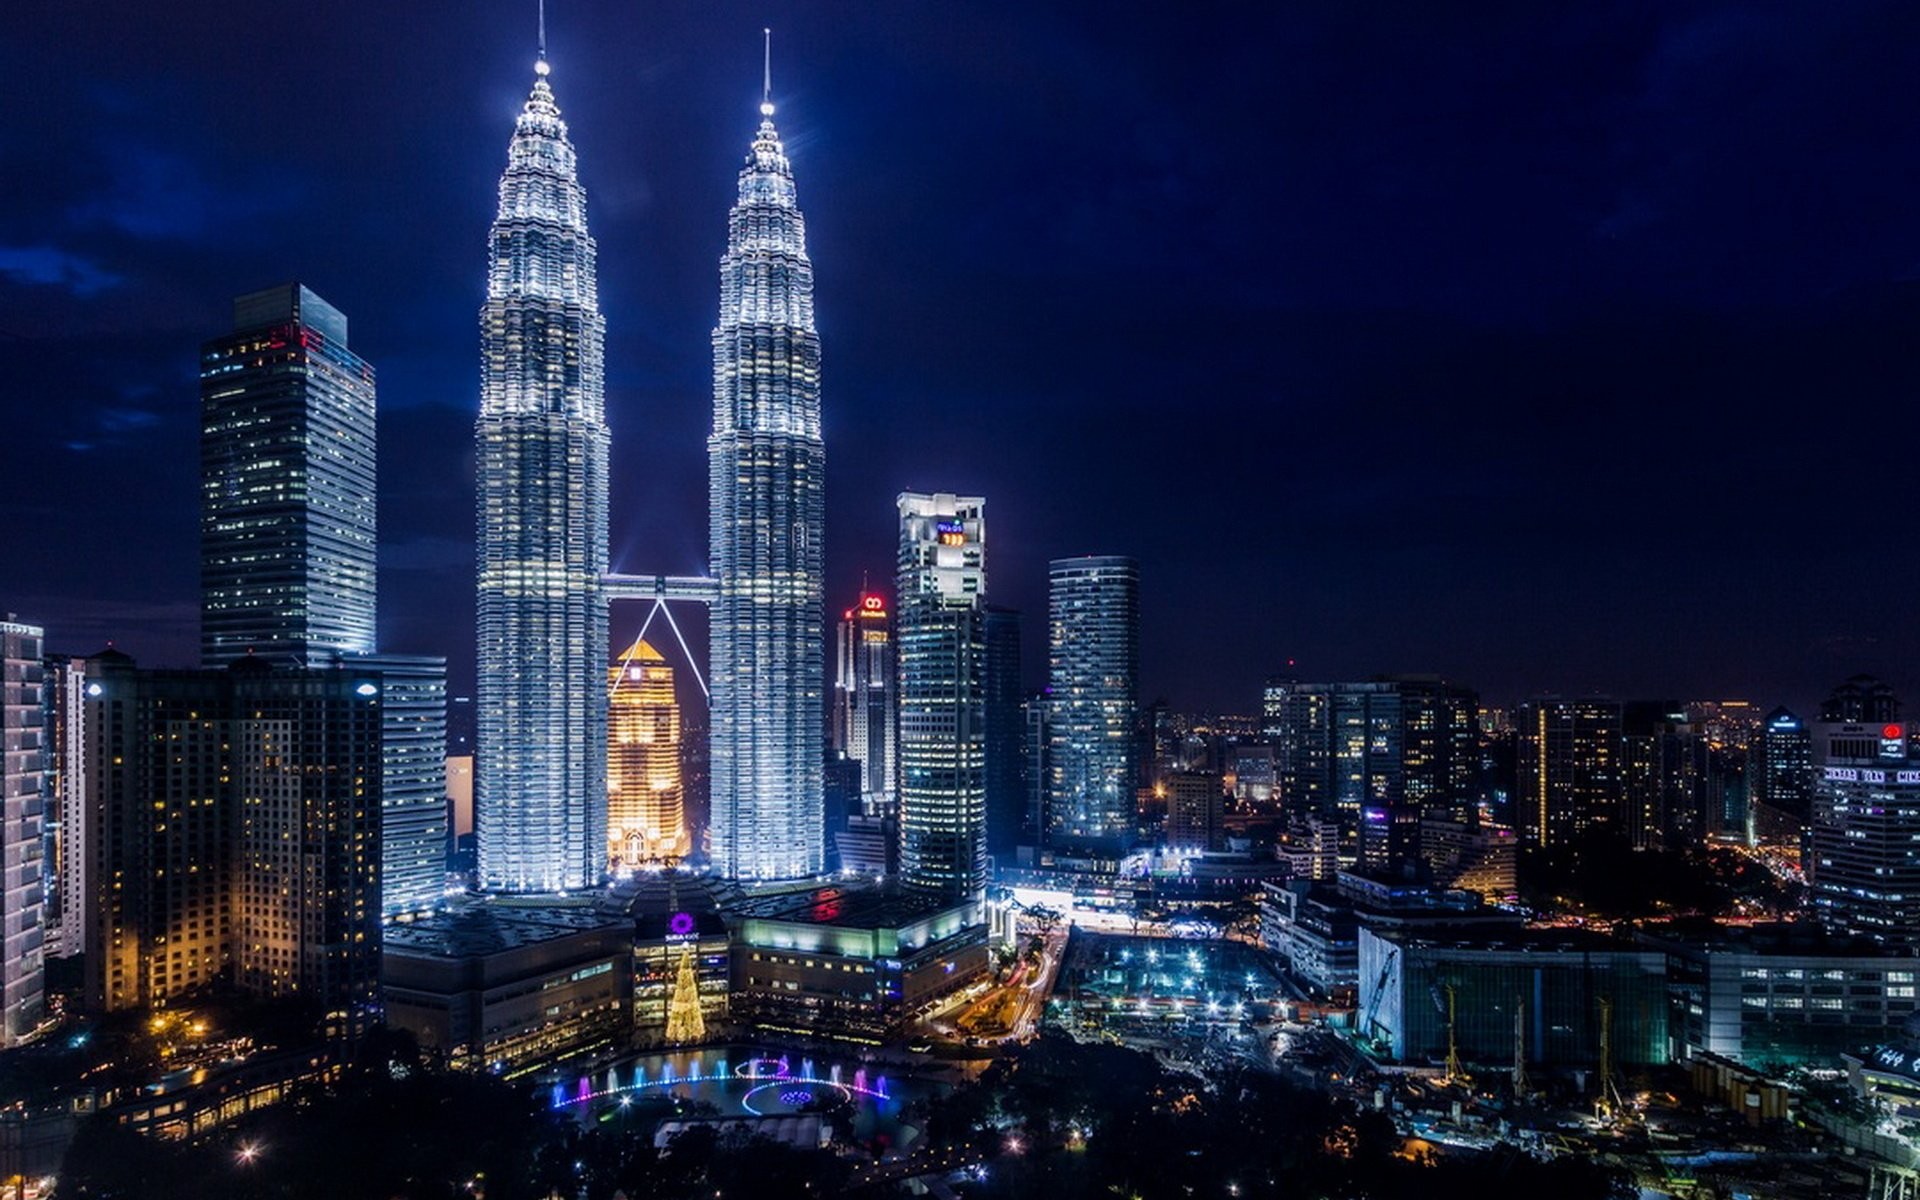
[608,639,686,868]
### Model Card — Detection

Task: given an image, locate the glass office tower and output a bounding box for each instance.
[707,85,826,882]
[200,284,376,668]
[896,493,988,899]
[475,57,609,893]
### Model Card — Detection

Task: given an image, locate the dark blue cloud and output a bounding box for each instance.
[0,245,119,295]
[2,0,1919,717]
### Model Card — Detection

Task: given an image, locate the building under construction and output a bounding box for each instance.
[1357,926,1668,1072]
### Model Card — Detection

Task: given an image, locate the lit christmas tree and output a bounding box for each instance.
[665,947,706,1045]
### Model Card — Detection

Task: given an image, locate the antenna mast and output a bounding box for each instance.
[761,28,774,116]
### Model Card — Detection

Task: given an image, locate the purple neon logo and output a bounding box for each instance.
[669,912,696,937]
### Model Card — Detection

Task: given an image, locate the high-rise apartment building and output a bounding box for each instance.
[475,57,609,893]
[1515,698,1623,846]
[200,284,376,668]
[1164,770,1224,852]
[832,593,895,815]
[1622,701,1708,851]
[608,638,686,869]
[41,654,88,959]
[706,78,825,884]
[1264,678,1479,869]
[896,493,989,899]
[1,618,46,1046]
[1046,556,1139,858]
[983,605,1024,865]
[83,653,382,1030]
[1750,706,1813,842]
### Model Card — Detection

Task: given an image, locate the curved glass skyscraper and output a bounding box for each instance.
[475,58,610,893]
[707,87,825,882]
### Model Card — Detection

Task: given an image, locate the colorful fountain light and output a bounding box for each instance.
[552,1054,891,1111]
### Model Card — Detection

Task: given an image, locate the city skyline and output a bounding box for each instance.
[6,4,1920,716]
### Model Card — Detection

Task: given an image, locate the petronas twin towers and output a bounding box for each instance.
[476,42,823,891]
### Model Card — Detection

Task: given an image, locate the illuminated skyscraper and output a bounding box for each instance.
[41,654,87,960]
[200,284,376,668]
[1,618,45,1046]
[475,53,609,893]
[1046,556,1139,858]
[1750,706,1813,841]
[1809,680,1920,948]
[707,69,825,882]
[833,592,895,815]
[896,493,988,899]
[608,638,686,869]
[1516,698,1623,846]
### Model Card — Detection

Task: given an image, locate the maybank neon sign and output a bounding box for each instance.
[1825,767,1920,785]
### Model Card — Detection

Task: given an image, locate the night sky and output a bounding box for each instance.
[4,1,1920,716]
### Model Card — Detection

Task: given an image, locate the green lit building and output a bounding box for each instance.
[1358,925,1668,1069]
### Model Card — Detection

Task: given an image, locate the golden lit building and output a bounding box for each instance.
[608,639,686,868]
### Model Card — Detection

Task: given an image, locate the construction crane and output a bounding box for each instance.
[1442,983,1467,1087]
[1595,995,1628,1123]
[1360,948,1398,1051]
[1511,995,1529,1100]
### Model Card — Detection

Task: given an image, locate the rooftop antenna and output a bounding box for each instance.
[536,0,551,75]
[761,28,775,116]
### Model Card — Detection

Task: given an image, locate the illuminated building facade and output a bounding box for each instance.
[1809,681,1920,949]
[1359,926,1668,1068]
[1647,923,1917,1066]
[340,652,449,920]
[608,638,686,868]
[615,868,730,1042]
[83,653,382,1032]
[1515,697,1623,847]
[896,493,988,899]
[1,619,46,1046]
[41,653,87,960]
[475,57,610,893]
[1045,556,1139,859]
[200,284,376,668]
[706,84,826,883]
[633,909,730,1045]
[728,886,987,1043]
[1261,678,1479,869]
[381,904,633,1074]
[1417,816,1518,903]
[832,593,895,815]
[1750,706,1813,841]
[1164,770,1224,851]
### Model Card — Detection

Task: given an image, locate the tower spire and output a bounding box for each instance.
[761,28,774,117]
[536,0,549,74]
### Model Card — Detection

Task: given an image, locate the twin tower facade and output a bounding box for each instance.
[475,54,823,891]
